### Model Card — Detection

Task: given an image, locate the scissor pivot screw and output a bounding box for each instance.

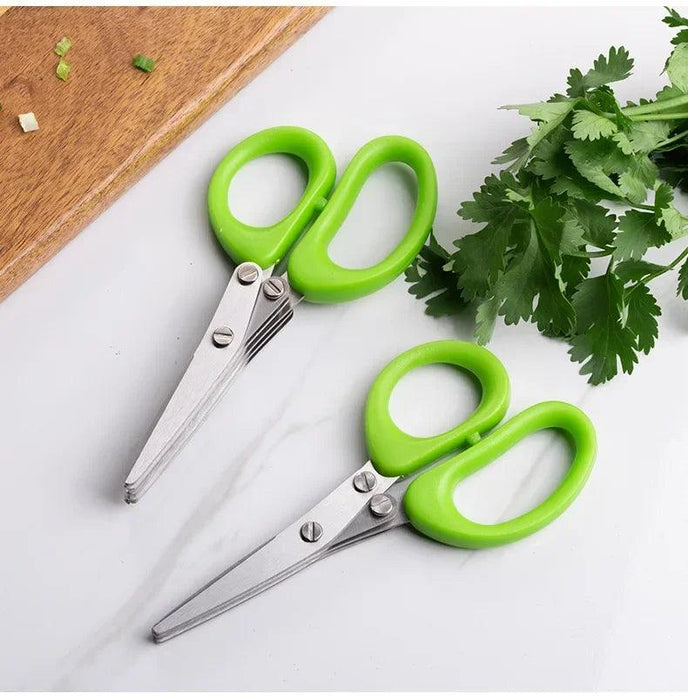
[263,277,286,300]
[300,521,323,543]
[236,263,260,285]
[212,326,234,348]
[353,471,377,493]
[369,494,395,518]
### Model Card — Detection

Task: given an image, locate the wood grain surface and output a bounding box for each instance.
[0,6,327,302]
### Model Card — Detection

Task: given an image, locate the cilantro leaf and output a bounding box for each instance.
[405,234,466,317]
[494,200,576,335]
[571,110,618,140]
[613,210,671,260]
[569,199,617,247]
[474,296,499,345]
[655,182,688,238]
[405,8,688,385]
[569,273,638,384]
[663,6,688,28]
[667,43,688,91]
[678,256,688,298]
[625,283,660,355]
[452,224,512,301]
[616,259,669,282]
[582,47,634,89]
[504,100,576,148]
[565,138,629,198]
[530,131,608,200]
[492,138,529,170]
[456,173,530,300]
[616,120,671,154]
[566,68,586,99]
[567,47,634,97]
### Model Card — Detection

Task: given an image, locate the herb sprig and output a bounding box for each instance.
[407,7,688,384]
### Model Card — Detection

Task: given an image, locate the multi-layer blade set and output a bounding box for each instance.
[124,262,302,503]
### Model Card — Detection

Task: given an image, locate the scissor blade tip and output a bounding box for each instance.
[151,620,177,644]
[123,487,139,504]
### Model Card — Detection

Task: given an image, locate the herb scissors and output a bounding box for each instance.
[124,126,437,503]
[152,340,597,642]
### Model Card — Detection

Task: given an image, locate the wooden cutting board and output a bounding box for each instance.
[0,6,328,302]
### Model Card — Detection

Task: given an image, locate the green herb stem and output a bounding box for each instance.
[634,244,688,289]
[622,94,688,116]
[656,127,688,148]
[629,112,688,121]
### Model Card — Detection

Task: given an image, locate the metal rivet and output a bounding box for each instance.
[300,521,323,542]
[353,471,377,493]
[369,494,394,518]
[237,263,260,285]
[263,277,286,300]
[212,326,234,348]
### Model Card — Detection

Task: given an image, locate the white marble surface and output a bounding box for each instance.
[2,6,688,691]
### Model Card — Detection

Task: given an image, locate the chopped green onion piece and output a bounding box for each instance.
[56,58,71,82]
[54,37,72,57]
[18,112,39,132]
[132,54,156,73]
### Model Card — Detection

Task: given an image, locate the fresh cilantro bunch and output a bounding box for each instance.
[407,7,688,384]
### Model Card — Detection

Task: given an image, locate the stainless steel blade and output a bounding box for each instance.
[124,263,270,502]
[124,271,303,503]
[152,462,402,643]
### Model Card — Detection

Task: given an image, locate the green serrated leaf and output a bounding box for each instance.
[565,138,628,198]
[619,120,672,154]
[672,28,688,45]
[503,101,575,122]
[571,109,618,140]
[529,132,607,201]
[663,6,688,28]
[474,295,500,345]
[452,224,513,301]
[566,68,586,98]
[667,43,688,90]
[612,131,635,155]
[614,210,671,261]
[458,172,527,224]
[496,227,540,325]
[583,46,635,93]
[677,256,688,298]
[625,283,660,354]
[405,234,467,317]
[494,208,576,336]
[615,259,669,282]
[492,138,530,169]
[654,182,688,238]
[656,84,685,101]
[570,199,617,247]
[569,273,638,384]
[560,253,590,295]
[504,100,576,150]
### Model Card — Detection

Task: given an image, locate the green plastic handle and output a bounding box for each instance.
[207,126,337,269]
[404,401,597,548]
[287,135,437,303]
[365,341,511,477]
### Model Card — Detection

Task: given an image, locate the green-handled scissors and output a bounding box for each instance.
[152,340,597,643]
[124,126,437,503]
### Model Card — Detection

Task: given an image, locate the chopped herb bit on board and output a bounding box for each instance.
[54,37,72,57]
[56,58,71,82]
[18,112,39,132]
[132,54,156,73]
